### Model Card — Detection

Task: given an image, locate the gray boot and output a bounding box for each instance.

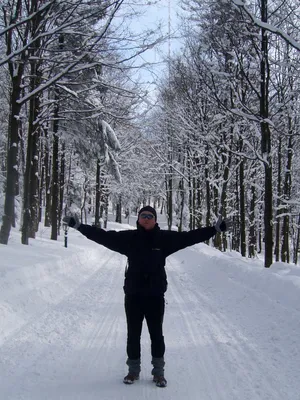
[151,356,165,377]
[126,358,141,376]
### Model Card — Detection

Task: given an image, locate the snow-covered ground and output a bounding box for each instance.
[1,217,300,400]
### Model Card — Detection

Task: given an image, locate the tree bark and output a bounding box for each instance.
[205,150,211,244]
[58,141,65,232]
[293,214,300,265]
[275,136,282,261]
[21,59,41,244]
[0,0,26,244]
[50,99,59,240]
[115,197,122,223]
[248,178,256,258]
[95,158,101,227]
[260,0,273,267]
[239,139,246,257]
[44,131,52,227]
[281,132,293,262]
[0,77,22,244]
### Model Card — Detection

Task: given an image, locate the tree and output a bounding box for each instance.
[0,0,166,244]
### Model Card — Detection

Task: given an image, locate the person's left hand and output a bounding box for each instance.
[214,216,231,232]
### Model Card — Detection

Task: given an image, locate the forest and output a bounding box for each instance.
[0,0,300,268]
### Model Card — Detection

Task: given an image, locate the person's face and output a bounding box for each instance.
[138,212,156,230]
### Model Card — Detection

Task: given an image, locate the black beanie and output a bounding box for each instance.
[138,206,157,221]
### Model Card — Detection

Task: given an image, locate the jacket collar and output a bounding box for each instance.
[136,222,160,233]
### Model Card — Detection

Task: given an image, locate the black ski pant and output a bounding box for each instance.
[124,294,165,360]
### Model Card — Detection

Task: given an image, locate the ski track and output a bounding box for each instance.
[0,248,126,400]
[166,251,299,400]
[1,243,300,399]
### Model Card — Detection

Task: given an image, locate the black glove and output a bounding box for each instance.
[214,216,231,232]
[63,214,81,230]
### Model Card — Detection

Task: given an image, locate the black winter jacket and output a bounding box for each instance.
[78,223,217,296]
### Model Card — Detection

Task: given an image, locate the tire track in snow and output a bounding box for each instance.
[0,249,125,400]
[0,244,174,400]
[2,240,298,399]
[185,248,299,399]
[166,257,230,400]
[166,254,292,400]
[0,246,110,346]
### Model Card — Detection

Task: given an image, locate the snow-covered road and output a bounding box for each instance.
[1,226,300,400]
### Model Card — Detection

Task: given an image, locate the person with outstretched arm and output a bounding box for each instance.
[63,206,230,388]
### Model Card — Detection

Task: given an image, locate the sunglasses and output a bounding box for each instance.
[139,213,155,220]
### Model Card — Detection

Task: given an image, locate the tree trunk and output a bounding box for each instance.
[44,132,52,227]
[115,197,122,223]
[95,158,101,227]
[232,168,240,252]
[239,139,246,257]
[58,141,65,232]
[166,170,173,230]
[22,58,41,244]
[0,77,22,244]
[260,0,273,268]
[213,159,221,249]
[293,214,300,265]
[187,155,193,230]
[81,177,88,224]
[50,100,59,240]
[281,132,293,262]
[220,139,232,252]
[248,181,256,258]
[275,136,282,261]
[39,139,44,223]
[0,0,27,244]
[196,178,202,228]
[104,194,108,229]
[205,151,211,244]
[192,176,196,230]
[178,178,185,232]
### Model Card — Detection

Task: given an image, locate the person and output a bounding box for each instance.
[63,206,229,388]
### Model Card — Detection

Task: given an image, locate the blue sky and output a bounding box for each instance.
[130,1,181,83]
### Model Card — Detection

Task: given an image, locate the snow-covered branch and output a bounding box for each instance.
[232,0,300,52]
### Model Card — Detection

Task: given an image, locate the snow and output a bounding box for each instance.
[232,0,300,52]
[101,120,121,151]
[1,217,300,399]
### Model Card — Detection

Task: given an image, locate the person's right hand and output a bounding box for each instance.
[63,214,81,230]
